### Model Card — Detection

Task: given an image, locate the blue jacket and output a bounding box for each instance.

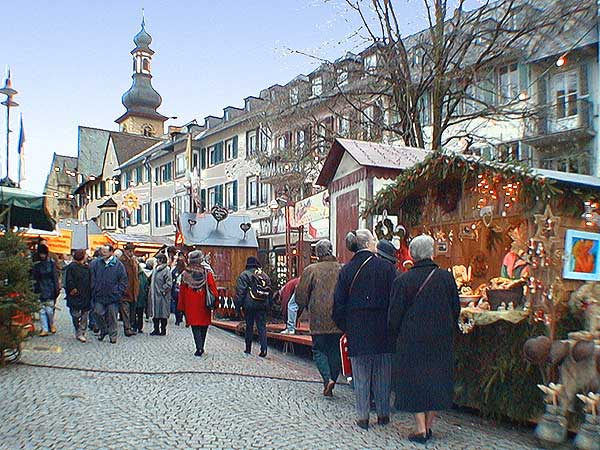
[332,250,397,357]
[32,259,59,301]
[90,256,128,305]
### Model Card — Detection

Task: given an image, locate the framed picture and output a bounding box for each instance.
[563,229,600,281]
[437,241,448,254]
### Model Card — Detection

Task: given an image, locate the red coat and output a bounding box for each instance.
[177,272,218,326]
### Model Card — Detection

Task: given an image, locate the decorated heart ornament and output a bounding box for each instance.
[240,223,251,233]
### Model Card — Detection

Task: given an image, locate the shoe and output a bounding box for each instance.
[408,432,429,444]
[50,325,57,334]
[323,380,336,397]
[77,336,87,343]
[150,330,160,336]
[377,416,390,426]
[109,338,117,344]
[243,350,251,355]
[258,351,267,358]
[280,329,295,335]
[427,429,433,439]
[98,333,107,341]
[124,331,136,337]
[194,350,204,357]
[356,420,369,431]
[39,330,49,337]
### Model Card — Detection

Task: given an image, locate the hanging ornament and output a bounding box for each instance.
[533,205,561,249]
[240,222,252,239]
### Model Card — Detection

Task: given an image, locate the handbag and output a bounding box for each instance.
[205,284,217,310]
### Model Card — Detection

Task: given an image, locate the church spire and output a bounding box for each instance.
[115,16,167,136]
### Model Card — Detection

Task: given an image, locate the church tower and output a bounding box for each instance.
[115,17,167,136]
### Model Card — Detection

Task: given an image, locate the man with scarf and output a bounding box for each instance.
[177,251,218,356]
[91,245,128,344]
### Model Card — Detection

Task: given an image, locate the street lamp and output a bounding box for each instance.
[0,69,18,182]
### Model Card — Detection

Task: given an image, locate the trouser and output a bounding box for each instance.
[152,318,167,335]
[349,353,392,421]
[132,307,145,332]
[69,308,89,338]
[94,302,119,339]
[191,326,209,352]
[312,333,343,385]
[119,300,134,333]
[286,295,298,332]
[174,310,184,325]
[39,300,55,332]
[244,309,267,353]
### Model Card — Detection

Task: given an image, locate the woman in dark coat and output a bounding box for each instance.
[332,229,397,431]
[32,244,60,336]
[64,249,92,342]
[388,234,460,444]
[178,251,218,356]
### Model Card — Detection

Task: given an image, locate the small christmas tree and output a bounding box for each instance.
[0,232,38,364]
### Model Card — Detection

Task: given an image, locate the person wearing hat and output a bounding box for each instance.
[149,253,172,336]
[32,244,60,337]
[377,240,399,267]
[65,249,92,342]
[234,256,272,357]
[177,251,218,356]
[119,243,140,337]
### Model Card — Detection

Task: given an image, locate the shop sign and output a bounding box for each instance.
[46,229,73,254]
[88,234,110,250]
[295,191,329,227]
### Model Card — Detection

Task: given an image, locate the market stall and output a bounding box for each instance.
[0,186,54,231]
[363,151,600,429]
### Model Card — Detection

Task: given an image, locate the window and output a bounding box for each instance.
[296,130,305,149]
[104,211,116,229]
[337,70,348,87]
[130,208,138,226]
[246,130,257,157]
[290,86,299,105]
[259,128,270,153]
[141,203,150,224]
[158,200,172,227]
[160,162,173,183]
[225,136,238,160]
[277,135,288,150]
[142,124,154,137]
[361,106,374,139]
[123,170,132,188]
[176,154,187,177]
[225,181,238,211]
[311,77,323,97]
[201,148,207,169]
[134,166,142,185]
[497,64,518,104]
[154,167,160,185]
[554,70,578,119]
[174,195,190,217]
[207,185,224,209]
[338,116,350,137]
[364,54,377,74]
[209,142,224,166]
[260,182,270,205]
[418,91,432,126]
[142,58,150,72]
[247,176,259,208]
[192,151,199,170]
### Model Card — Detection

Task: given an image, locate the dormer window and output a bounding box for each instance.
[311,77,323,97]
[337,70,348,87]
[290,87,299,105]
[364,54,377,74]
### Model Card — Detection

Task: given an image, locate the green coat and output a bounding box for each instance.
[136,269,150,309]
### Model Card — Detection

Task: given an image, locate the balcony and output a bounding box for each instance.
[259,155,304,185]
[524,98,595,147]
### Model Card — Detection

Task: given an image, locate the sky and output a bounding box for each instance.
[0,0,477,194]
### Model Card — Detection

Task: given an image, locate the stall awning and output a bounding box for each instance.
[106,233,174,249]
[0,186,55,231]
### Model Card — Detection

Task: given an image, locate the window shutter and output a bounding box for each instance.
[232,136,238,159]
[200,189,206,213]
[232,181,238,211]
[154,167,160,185]
[100,181,106,197]
[217,185,224,206]
[579,64,589,97]
[166,201,171,225]
[154,203,159,227]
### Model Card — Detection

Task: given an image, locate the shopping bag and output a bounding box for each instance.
[339,334,352,377]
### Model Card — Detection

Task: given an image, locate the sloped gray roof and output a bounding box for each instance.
[106,233,174,247]
[110,132,161,165]
[77,126,110,177]
[57,219,103,250]
[179,213,258,248]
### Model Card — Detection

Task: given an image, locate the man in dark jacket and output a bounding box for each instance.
[65,249,92,342]
[332,230,396,431]
[91,244,128,344]
[32,244,60,337]
[234,256,271,357]
[120,243,140,337]
[296,239,343,397]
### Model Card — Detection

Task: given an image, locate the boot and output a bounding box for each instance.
[160,319,167,336]
[150,319,160,336]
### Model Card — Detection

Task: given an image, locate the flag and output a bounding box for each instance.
[185,132,193,174]
[17,114,25,185]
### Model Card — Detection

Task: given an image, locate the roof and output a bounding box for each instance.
[57,219,103,250]
[0,186,55,230]
[77,126,111,177]
[179,213,259,248]
[533,168,600,189]
[44,153,79,193]
[98,197,118,208]
[109,132,161,165]
[316,138,430,186]
[106,232,173,247]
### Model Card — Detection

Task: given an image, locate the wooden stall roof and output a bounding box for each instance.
[179,213,258,248]
[106,232,173,248]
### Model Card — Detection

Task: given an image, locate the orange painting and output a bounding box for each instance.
[571,238,597,273]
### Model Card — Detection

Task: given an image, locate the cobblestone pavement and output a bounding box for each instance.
[1,298,545,450]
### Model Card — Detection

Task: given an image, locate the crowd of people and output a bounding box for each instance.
[31,230,460,444]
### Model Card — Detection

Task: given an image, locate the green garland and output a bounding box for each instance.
[363,152,564,218]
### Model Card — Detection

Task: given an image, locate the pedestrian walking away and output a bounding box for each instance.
[234,256,272,357]
[119,243,140,337]
[177,251,218,357]
[91,245,128,344]
[133,260,150,333]
[278,277,300,335]
[149,253,172,336]
[31,244,60,336]
[64,249,92,342]
[388,234,461,444]
[295,239,343,398]
[332,229,397,431]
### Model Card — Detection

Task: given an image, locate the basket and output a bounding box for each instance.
[487,285,524,309]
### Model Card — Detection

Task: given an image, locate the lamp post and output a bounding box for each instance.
[0,69,18,182]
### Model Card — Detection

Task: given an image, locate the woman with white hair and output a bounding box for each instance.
[332,229,397,430]
[388,234,460,444]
